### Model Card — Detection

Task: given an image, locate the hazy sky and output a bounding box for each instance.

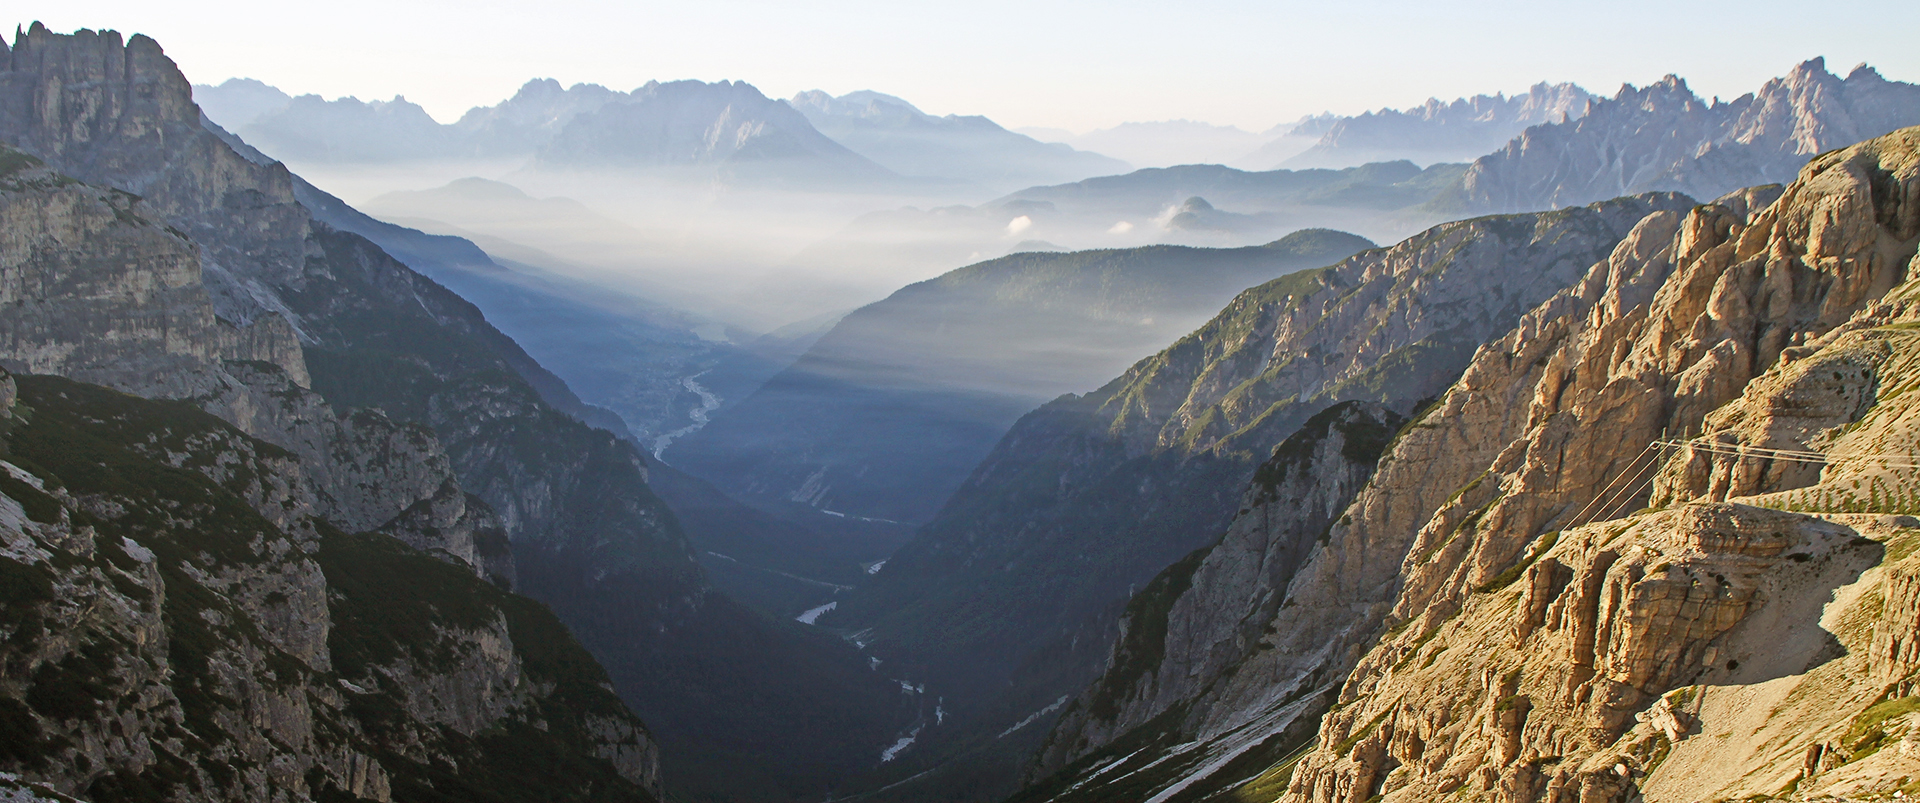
[8,0,1917,132]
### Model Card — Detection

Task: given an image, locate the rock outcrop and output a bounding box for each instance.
[0,145,495,580]
[824,190,1689,799]
[1433,58,1920,216]
[0,371,662,802]
[1019,402,1402,802]
[1013,124,1920,803]
[1274,126,1920,802]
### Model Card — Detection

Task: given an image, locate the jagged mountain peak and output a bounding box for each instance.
[1274,80,1594,170]
[1431,57,1920,216]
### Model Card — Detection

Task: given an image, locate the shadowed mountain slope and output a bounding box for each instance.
[815,191,1691,801]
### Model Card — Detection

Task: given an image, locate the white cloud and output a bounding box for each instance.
[1108,220,1134,234]
[1006,215,1033,235]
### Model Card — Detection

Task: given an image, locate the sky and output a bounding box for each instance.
[6,0,1917,133]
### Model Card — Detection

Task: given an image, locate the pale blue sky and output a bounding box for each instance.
[7,0,1916,132]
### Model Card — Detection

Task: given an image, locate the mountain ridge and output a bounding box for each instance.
[1430,57,1920,215]
[671,228,1378,527]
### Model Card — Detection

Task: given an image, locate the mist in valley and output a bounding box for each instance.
[8,6,1917,802]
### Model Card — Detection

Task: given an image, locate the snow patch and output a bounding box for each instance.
[999,694,1071,738]
[820,508,906,525]
[880,725,923,762]
[796,601,838,625]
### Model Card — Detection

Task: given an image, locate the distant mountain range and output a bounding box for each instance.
[791,89,1127,187]
[195,78,1123,192]
[197,76,896,186]
[538,80,894,184]
[1273,81,1593,169]
[1431,58,1920,214]
[1020,84,1589,173]
[781,160,1464,289]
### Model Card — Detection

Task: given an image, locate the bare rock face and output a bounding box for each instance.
[833,191,1694,764]
[0,25,668,803]
[1016,196,1709,803]
[0,146,490,578]
[0,147,307,390]
[1285,504,1878,803]
[1275,127,1920,802]
[1438,58,1920,216]
[0,24,311,328]
[1018,126,1920,803]
[0,373,664,802]
[1098,192,1694,462]
[0,774,86,803]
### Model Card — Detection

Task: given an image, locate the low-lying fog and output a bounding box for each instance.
[204,77,1465,339]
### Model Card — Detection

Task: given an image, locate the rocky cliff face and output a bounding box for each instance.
[0,24,913,802]
[822,190,1688,800]
[1434,58,1920,216]
[1017,402,1402,803]
[0,371,662,802]
[1267,126,1920,802]
[0,144,491,580]
[1008,193,1701,801]
[1013,120,1919,803]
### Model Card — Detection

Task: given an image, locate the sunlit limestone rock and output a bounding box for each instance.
[1020,125,1920,803]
